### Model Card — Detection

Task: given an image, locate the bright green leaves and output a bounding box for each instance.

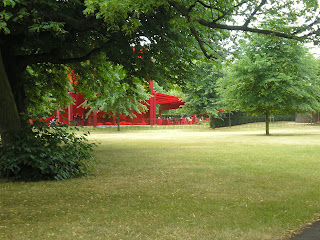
[24,63,72,117]
[182,61,224,119]
[1,0,319,136]
[71,52,150,121]
[28,21,67,35]
[1,0,69,35]
[0,9,12,21]
[2,0,19,7]
[84,0,168,34]
[217,33,320,120]
[259,0,319,37]
[0,20,9,34]
[0,9,12,34]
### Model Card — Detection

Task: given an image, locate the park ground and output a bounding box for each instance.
[1,122,320,240]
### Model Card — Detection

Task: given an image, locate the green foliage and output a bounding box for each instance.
[73,53,150,120]
[1,0,320,141]
[2,0,319,120]
[24,63,72,116]
[182,61,225,118]
[153,81,185,97]
[83,0,167,33]
[85,82,150,120]
[0,121,96,181]
[217,34,320,116]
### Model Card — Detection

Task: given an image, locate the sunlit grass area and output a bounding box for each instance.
[1,122,320,240]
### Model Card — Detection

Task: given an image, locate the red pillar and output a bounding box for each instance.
[149,80,156,125]
[192,114,196,124]
[153,92,157,124]
[68,104,73,125]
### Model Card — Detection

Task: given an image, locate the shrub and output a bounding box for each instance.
[0,121,96,181]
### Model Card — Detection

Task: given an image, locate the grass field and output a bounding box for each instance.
[1,122,320,240]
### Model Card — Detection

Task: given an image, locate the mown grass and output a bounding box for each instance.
[1,122,320,240]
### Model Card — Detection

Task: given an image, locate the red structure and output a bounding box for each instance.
[50,49,201,126]
[53,80,188,127]
[43,49,207,127]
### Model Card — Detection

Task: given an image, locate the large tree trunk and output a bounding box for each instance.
[265,109,270,135]
[2,48,27,119]
[0,49,21,146]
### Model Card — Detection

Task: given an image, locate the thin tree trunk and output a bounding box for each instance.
[265,109,270,135]
[116,114,120,131]
[209,115,215,129]
[0,49,21,146]
[228,110,231,128]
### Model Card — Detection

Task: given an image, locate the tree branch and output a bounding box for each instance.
[187,2,197,12]
[39,11,96,32]
[214,0,251,22]
[196,0,212,9]
[19,46,104,66]
[292,15,320,35]
[189,26,216,59]
[198,19,302,40]
[168,0,189,17]
[243,0,267,27]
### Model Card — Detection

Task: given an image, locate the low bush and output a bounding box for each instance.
[0,121,96,181]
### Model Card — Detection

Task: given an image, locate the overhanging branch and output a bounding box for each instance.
[214,0,251,22]
[243,0,267,27]
[196,0,213,9]
[170,0,316,42]
[39,11,96,32]
[293,15,320,35]
[198,19,302,40]
[189,26,216,59]
[19,46,104,66]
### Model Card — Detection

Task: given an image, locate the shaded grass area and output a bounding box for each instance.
[1,122,320,239]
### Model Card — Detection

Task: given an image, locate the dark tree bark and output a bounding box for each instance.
[209,115,215,129]
[265,109,270,135]
[116,113,120,131]
[0,49,21,146]
[2,52,27,119]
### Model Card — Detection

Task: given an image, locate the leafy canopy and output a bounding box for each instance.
[217,34,320,117]
[75,53,151,120]
[1,0,319,117]
[182,61,224,117]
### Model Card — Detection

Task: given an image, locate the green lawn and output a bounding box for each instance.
[1,122,320,240]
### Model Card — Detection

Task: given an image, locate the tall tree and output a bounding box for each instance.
[0,0,196,145]
[217,34,320,135]
[182,61,224,129]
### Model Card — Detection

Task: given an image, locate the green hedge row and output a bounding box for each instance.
[213,112,295,128]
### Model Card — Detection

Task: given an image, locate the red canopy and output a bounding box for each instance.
[155,91,184,105]
[154,91,185,111]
